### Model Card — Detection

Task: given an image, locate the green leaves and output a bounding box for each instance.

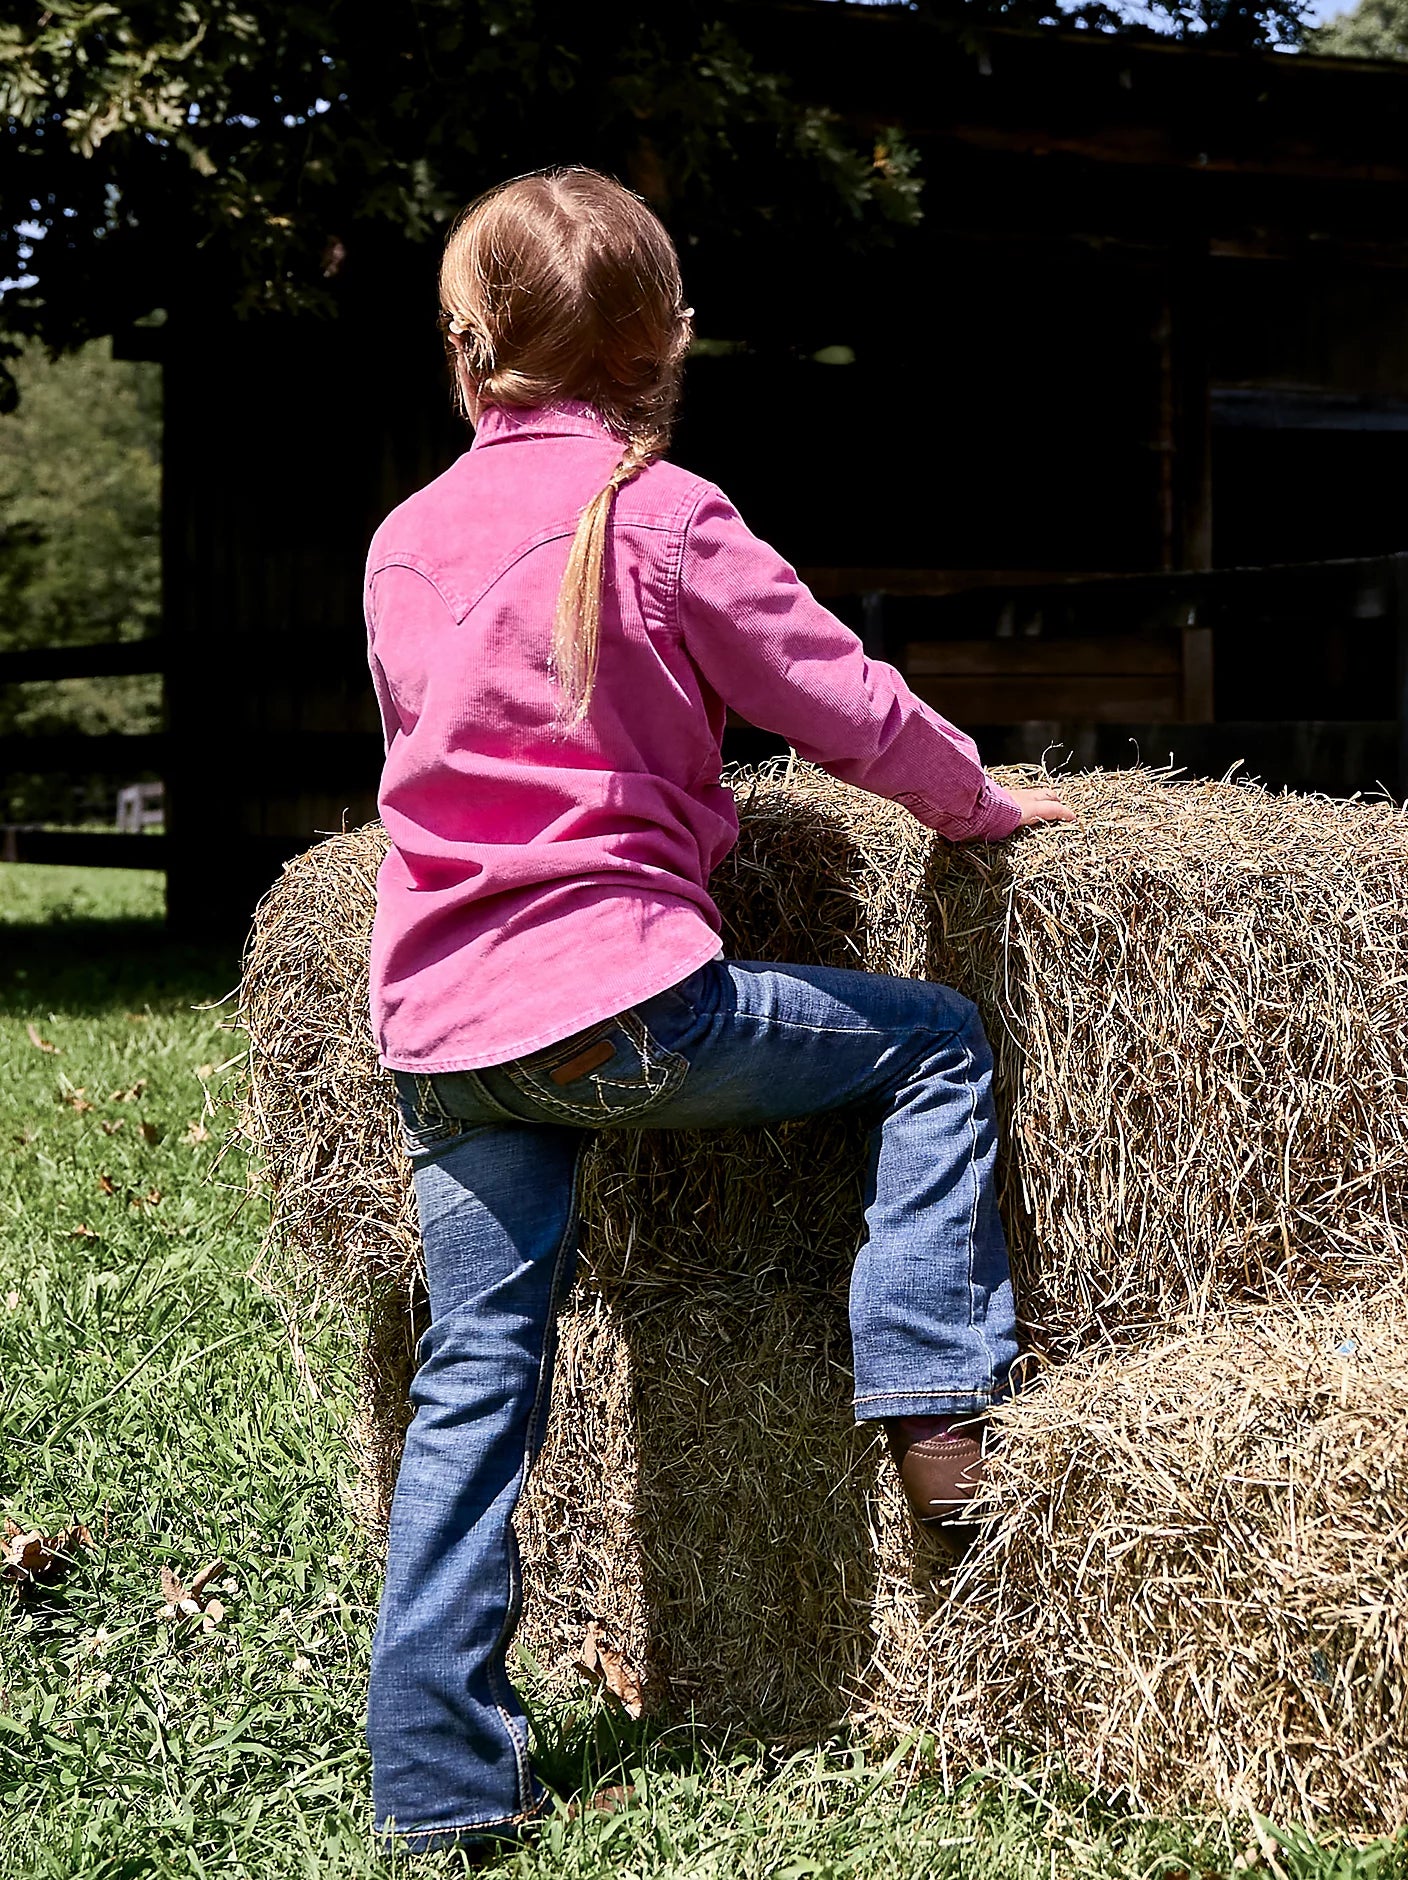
[0,1,929,405]
[1310,0,1408,57]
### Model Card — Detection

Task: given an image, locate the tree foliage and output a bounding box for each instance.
[0,0,1323,415]
[0,337,160,654]
[0,1,928,410]
[1311,0,1408,57]
[0,338,162,809]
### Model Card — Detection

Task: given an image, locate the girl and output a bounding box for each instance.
[363,166,1072,1854]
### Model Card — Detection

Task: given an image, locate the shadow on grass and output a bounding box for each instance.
[522,1690,730,1805]
[523,1684,882,1814]
[0,918,242,1017]
[519,1703,1408,1880]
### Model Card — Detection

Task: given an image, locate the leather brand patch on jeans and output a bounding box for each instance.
[549,1036,615,1084]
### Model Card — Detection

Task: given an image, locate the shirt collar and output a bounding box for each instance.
[469,399,622,449]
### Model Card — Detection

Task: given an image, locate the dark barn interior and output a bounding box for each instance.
[16,6,1408,932]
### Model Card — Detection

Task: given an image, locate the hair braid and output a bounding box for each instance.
[551,432,659,726]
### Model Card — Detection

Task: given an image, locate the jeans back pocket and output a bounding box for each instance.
[392,1071,464,1154]
[392,1068,510,1153]
[502,1010,688,1126]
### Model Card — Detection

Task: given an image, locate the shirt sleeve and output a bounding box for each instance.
[365,561,433,757]
[368,648,400,757]
[674,486,1023,844]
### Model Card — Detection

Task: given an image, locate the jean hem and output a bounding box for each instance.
[853,1388,999,1421]
[372,1800,544,1852]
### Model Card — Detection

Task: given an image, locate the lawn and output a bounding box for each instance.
[1,863,1402,1880]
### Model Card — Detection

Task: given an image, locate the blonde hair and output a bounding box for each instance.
[439,167,693,725]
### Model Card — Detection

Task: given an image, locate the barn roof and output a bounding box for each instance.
[753,3,1408,196]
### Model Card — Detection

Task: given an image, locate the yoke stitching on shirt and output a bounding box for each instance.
[366,557,471,625]
[465,512,681,617]
[379,513,686,627]
[455,524,578,621]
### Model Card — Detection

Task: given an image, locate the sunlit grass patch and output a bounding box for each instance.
[0,863,163,929]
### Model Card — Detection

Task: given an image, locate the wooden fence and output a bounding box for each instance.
[4,552,1407,929]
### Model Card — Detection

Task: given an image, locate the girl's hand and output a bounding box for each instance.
[1007,786,1076,828]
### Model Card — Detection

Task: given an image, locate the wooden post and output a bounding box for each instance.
[1394,554,1408,801]
[159,327,199,937]
[861,591,886,659]
[1180,608,1215,723]
[1166,232,1214,576]
[1159,233,1215,722]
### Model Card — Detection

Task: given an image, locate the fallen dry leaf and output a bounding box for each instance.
[139,1121,163,1147]
[26,1024,57,1054]
[97,1173,117,1198]
[99,1120,124,1137]
[130,1186,162,1211]
[2,1521,93,1590]
[109,1081,147,1103]
[62,1089,94,1115]
[576,1621,644,1718]
[160,1557,229,1631]
[125,1013,149,1024]
[182,1121,210,1146]
[195,1063,216,1080]
[69,1224,98,1241]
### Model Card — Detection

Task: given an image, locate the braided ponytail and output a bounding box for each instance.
[551,434,658,726]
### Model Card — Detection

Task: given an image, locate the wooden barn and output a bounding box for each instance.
[10,4,1408,932]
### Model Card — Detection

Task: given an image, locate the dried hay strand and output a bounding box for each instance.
[931,1295,1408,1832]
[239,760,1408,1776]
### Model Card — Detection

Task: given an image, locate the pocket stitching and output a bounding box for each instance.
[398,1112,464,1152]
[396,1072,466,1151]
[501,1017,687,1123]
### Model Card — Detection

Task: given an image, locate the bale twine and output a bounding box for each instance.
[934,1297,1408,1832]
[238,762,1408,1818]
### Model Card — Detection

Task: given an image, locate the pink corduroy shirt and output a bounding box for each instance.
[365,400,1022,1072]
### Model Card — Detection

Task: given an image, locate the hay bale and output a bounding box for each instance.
[243,760,1408,1340]
[932,1297,1408,1832]
[943,769,1408,1355]
[239,761,1408,1777]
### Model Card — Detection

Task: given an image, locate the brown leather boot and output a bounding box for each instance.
[884,1414,987,1559]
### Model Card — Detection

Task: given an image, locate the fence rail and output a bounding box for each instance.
[1,828,168,868]
[4,557,1407,908]
[0,639,167,686]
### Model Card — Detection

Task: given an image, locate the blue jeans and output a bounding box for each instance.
[367,958,1017,1850]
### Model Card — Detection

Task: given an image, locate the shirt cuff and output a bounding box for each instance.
[961,776,1024,843]
[892,776,1024,844]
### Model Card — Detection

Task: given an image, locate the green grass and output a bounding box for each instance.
[2,864,1404,1879]
[0,863,166,929]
